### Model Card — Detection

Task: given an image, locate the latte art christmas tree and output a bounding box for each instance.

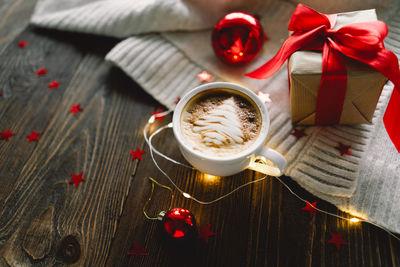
[193,98,244,147]
[181,92,261,157]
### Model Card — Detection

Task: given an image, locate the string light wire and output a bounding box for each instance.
[143,176,174,220]
[146,121,269,205]
[143,112,193,169]
[143,114,400,242]
[274,175,400,241]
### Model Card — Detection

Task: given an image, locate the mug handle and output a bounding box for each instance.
[247,147,287,176]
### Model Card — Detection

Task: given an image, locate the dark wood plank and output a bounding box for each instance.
[0,27,160,266]
[0,0,37,53]
[107,131,400,267]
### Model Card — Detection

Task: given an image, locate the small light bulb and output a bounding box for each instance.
[204,174,218,181]
[350,218,360,223]
[249,161,257,168]
[168,122,173,128]
[148,116,155,124]
[182,192,191,198]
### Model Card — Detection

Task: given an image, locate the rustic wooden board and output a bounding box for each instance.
[0,2,399,267]
[0,26,161,265]
[107,148,400,267]
[0,0,37,53]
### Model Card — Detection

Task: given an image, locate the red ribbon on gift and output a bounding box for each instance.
[245,4,400,152]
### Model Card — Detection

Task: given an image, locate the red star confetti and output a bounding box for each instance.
[26,130,40,143]
[68,172,86,188]
[48,80,59,90]
[18,40,28,48]
[197,71,212,82]
[128,242,148,258]
[328,232,348,251]
[36,68,47,76]
[291,128,307,140]
[301,201,317,218]
[152,109,166,122]
[130,147,146,161]
[0,129,15,141]
[257,91,272,103]
[335,142,352,156]
[197,224,216,243]
[69,104,83,115]
[174,97,181,105]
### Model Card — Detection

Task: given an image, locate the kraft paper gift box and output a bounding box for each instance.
[287,9,387,125]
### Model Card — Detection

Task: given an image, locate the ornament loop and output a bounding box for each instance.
[143,177,174,220]
[157,210,166,221]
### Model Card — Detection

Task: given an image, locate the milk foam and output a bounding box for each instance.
[192,98,244,147]
[180,90,261,157]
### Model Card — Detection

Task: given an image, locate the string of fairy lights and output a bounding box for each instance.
[143,112,400,242]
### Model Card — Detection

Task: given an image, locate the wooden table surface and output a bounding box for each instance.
[0,1,399,266]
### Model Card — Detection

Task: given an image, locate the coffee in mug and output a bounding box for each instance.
[173,82,287,177]
[180,89,261,157]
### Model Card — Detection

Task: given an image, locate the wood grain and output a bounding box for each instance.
[0,0,37,53]
[106,126,400,267]
[0,26,159,266]
[0,2,399,267]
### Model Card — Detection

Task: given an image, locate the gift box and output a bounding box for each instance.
[287,9,387,125]
[246,4,400,151]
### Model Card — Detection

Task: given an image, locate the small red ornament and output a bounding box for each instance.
[26,130,40,143]
[328,232,348,251]
[1,129,15,141]
[152,109,166,122]
[301,201,317,217]
[335,142,352,156]
[48,80,59,90]
[36,68,47,76]
[212,12,264,65]
[128,242,149,258]
[130,147,146,161]
[68,172,86,188]
[291,128,307,140]
[69,104,83,115]
[18,40,28,48]
[257,91,272,103]
[160,208,197,241]
[197,71,212,82]
[197,224,216,243]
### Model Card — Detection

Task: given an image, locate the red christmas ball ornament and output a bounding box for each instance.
[160,208,197,241]
[212,12,265,65]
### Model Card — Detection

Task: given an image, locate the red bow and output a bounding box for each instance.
[246,4,400,152]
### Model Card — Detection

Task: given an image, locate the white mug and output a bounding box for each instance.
[172,82,287,177]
